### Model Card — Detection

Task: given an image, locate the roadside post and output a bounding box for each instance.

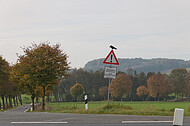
[30,103,33,111]
[84,95,88,110]
[103,45,119,104]
[173,108,184,126]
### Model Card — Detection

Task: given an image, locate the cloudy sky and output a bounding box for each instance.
[0,0,190,68]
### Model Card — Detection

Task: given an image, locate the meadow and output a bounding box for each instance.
[35,101,190,116]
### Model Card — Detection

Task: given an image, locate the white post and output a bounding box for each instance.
[173,108,184,126]
[30,103,33,112]
[85,95,88,110]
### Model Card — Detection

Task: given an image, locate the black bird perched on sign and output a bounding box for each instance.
[110,45,117,50]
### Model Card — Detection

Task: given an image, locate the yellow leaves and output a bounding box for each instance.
[34,84,53,97]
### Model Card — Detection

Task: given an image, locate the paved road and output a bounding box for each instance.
[5,104,32,112]
[0,105,190,126]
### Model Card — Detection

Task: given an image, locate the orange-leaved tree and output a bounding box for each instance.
[70,83,84,101]
[19,43,70,110]
[110,73,133,101]
[136,86,148,101]
[147,74,168,100]
[99,86,108,100]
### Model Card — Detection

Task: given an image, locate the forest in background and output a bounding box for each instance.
[53,68,190,102]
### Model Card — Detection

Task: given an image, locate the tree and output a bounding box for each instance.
[138,72,147,86]
[99,86,108,100]
[19,43,70,110]
[185,72,190,97]
[110,73,133,101]
[10,61,38,110]
[136,86,148,101]
[169,68,187,99]
[0,56,10,110]
[70,83,84,101]
[10,63,26,106]
[147,74,168,100]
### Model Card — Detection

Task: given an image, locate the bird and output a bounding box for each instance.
[110,45,117,50]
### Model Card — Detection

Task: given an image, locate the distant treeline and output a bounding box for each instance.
[52,68,190,102]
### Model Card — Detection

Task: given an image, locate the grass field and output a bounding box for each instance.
[35,101,190,116]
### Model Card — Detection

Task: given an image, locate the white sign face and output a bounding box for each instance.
[103,50,119,65]
[104,66,117,79]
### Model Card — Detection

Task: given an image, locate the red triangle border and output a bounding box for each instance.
[103,50,119,65]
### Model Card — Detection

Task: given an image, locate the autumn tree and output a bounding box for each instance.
[10,63,27,106]
[136,86,148,101]
[185,72,190,97]
[147,74,168,100]
[99,86,108,100]
[70,83,84,101]
[19,43,69,110]
[110,73,133,101]
[169,68,187,99]
[0,56,10,110]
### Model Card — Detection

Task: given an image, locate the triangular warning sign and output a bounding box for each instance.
[103,50,119,65]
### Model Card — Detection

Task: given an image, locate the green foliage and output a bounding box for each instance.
[59,68,108,102]
[169,68,188,98]
[70,83,84,101]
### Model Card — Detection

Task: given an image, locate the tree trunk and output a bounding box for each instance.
[0,100,1,110]
[142,96,144,101]
[16,96,18,106]
[18,95,22,105]
[120,96,123,102]
[36,96,39,103]
[31,94,35,111]
[5,96,8,109]
[42,85,45,110]
[9,96,13,108]
[1,95,5,110]
[47,95,50,103]
[61,95,64,102]
[13,96,16,107]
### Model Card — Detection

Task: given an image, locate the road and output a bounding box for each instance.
[0,105,190,126]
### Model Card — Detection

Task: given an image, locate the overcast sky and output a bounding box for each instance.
[0,0,190,68]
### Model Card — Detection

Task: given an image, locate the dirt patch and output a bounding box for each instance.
[35,105,52,111]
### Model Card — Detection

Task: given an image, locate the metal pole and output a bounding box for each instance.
[107,78,111,104]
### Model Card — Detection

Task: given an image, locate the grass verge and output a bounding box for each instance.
[35,101,190,116]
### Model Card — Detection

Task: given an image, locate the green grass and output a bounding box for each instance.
[35,101,190,116]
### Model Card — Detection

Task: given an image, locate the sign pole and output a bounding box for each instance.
[107,78,111,104]
[103,45,119,105]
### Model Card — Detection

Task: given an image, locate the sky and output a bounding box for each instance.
[0,0,190,68]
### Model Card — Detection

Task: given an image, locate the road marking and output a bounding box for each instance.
[11,122,68,124]
[122,121,173,123]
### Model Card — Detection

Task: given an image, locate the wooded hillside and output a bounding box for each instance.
[84,58,190,74]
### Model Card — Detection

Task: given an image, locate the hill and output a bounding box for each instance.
[83,58,190,74]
